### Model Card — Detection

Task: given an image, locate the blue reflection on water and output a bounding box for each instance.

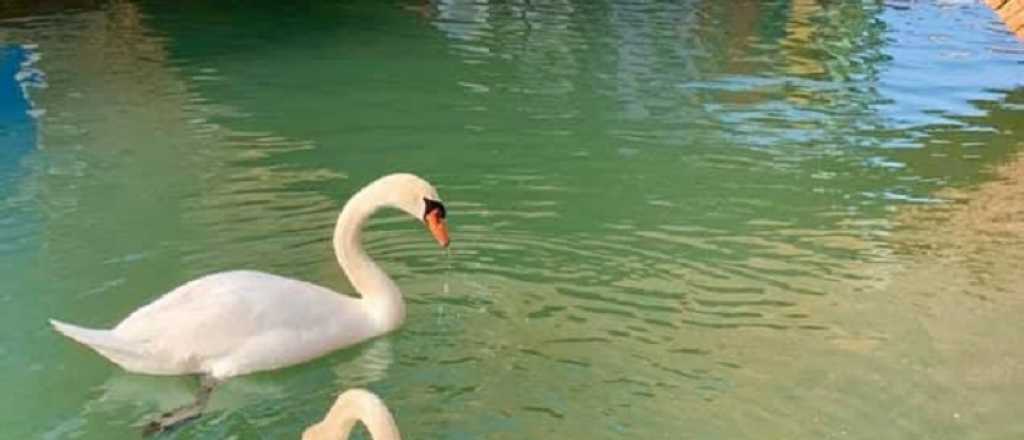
[0,44,37,190]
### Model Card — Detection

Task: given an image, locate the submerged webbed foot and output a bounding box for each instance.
[140,375,218,437]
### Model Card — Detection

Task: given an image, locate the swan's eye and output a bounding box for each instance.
[424,198,446,220]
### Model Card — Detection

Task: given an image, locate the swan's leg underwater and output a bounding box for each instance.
[141,375,220,436]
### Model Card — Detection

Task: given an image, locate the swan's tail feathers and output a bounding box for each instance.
[49,319,149,371]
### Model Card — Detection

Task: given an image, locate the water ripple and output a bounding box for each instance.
[3,0,1023,438]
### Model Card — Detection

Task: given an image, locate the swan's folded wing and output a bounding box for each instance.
[111,270,358,362]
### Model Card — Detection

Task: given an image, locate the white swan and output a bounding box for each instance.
[303,389,401,440]
[50,173,449,380]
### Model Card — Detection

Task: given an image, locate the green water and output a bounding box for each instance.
[2,0,1024,438]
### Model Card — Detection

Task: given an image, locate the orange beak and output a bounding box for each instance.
[425,210,450,248]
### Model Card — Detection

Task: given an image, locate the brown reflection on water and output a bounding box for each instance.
[0,0,102,20]
[880,152,1024,436]
[840,91,1024,436]
[896,89,1024,284]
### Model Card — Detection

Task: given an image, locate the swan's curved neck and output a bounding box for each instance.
[303,389,401,440]
[333,184,405,332]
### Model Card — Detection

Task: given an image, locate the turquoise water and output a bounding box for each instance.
[2,1,1024,438]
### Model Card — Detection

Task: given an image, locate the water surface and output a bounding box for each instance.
[1,1,1023,438]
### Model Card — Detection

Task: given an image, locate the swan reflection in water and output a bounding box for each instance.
[304,389,401,440]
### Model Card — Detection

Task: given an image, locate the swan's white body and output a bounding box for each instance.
[304,389,401,440]
[50,174,447,380]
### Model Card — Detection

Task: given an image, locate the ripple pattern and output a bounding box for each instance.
[1,0,1022,439]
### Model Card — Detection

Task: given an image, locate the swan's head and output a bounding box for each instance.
[377,173,450,248]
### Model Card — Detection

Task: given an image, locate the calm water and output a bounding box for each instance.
[2,1,1024,438]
